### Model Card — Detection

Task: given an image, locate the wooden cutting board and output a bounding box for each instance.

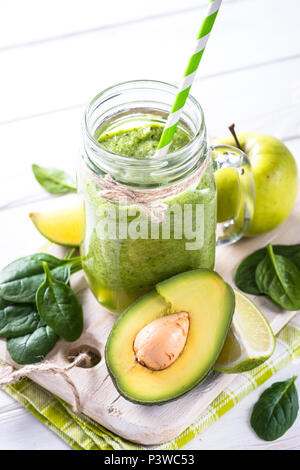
[0,196,299,446]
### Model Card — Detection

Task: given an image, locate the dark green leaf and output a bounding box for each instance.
[234,247,267,295]
[32,164,76,194]
[0,264,70,303]
[255,245,300,310]
[6,325,58,364]
[36,262,83,342]
[0,253,80,303]
[235,244,300,295]
[0,253,67,283]
[0,298,40,338]
[275,244,300,270]
[250,376,299,441]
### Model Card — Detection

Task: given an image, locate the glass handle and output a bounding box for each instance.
[212,144,255,246]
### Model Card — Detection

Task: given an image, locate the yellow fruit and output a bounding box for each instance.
[29,203,84,246]
[214,133,298,236]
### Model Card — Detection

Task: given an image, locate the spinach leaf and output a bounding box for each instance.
[7,324,58,365]
[32,164,76,194]
[275,244,300,270]
[0,253,67,282]
[0,264,71,303]
[250,376,299,441]
[234,247,267,295]
[0,298,40,338]
[235,244,300,295]
[36,262,83,342]
[0,253,80,303]
[255,245,300,310]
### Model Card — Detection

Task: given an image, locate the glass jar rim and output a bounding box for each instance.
[83,79,205,167]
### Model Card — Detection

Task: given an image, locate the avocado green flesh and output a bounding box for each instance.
[105,269,235,404]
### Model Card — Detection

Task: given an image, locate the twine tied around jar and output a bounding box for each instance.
[0,353,91,413]
[88,150,210,223]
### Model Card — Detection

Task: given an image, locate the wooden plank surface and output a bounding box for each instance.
[1,0,300,124]
[0,199,298,445]
[0,0,299,450]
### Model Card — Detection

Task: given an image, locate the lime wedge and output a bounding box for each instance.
[214,289,275,373]
[29,203,84,247]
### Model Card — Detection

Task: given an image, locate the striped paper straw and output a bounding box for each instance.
[155,0,222,157]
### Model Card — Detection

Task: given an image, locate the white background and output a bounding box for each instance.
[0,0,299,450]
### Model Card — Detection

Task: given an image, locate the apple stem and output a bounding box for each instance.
[228,124,242,150]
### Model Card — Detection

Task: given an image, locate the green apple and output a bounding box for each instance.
[214,132,298,236]
[215,167,240,223]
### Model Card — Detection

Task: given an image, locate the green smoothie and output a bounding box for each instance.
[81,123,216,313]
[98,123,190,158]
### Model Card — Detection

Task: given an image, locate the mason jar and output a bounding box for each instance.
[79,80,255,314]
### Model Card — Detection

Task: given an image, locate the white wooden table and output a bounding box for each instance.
[0,0,299,450]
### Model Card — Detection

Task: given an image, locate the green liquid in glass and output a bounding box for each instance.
[81,123,216,313]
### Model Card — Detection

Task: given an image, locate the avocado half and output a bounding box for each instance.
[105,269,235,405]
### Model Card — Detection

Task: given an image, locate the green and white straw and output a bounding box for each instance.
[155,0,222,157]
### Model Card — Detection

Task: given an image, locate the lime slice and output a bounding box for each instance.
[214,289,275,373]
[29,203,84,247]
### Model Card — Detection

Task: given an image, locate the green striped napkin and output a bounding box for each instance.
[2,313,300,450]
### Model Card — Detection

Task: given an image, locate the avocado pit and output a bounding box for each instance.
[133,312,190,371]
